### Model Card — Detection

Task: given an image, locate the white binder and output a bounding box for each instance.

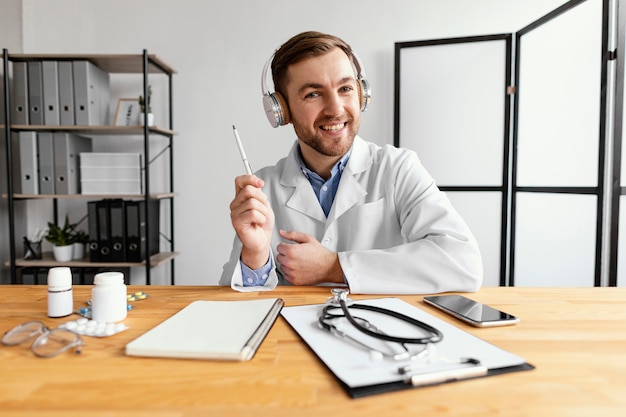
[37,132,55,194]
[42,61,60,125]
[53,132,92,194]
[27,61,44,125]
[73,61,110,126]
[12,131,39,194]
[11,62,29,125]
[57,61,75,125]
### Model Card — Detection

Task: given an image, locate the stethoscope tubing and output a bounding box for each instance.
[319,300,443,345]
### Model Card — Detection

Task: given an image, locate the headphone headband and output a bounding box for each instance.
[261,48,371,128]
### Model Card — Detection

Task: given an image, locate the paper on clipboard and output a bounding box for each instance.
[281,298,532,397]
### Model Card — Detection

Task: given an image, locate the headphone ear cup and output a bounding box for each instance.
[273,91,291,125]
[263,91,291,128]
[358,77,371,112]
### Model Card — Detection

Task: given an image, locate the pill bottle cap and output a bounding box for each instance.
[94,271,125,285]
[47,267,72,291]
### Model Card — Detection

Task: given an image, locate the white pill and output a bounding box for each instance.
[64,321,78,330]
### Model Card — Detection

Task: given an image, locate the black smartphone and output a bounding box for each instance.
[423,295,519,327]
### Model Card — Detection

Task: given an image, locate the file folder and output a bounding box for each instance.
[96,199,111,262]
[11,132,39,194]
[87,200,100,262]
[37,132,55,194]
[125,199,160,262]
[27,61,44,125]
[108,199,126,262]
[73,61,110,126]
[53,132,92,194]
[42,61,60,125]
[11,61,29,125]
[58,61,75,125]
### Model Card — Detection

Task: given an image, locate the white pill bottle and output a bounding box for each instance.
[47,267,74,317]
[91,272,127,323]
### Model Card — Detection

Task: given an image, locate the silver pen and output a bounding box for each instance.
[232,125,253,175]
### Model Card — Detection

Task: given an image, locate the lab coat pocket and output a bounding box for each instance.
[337,198,399,250]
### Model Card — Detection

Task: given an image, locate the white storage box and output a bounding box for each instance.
[80,153,143,194]
[81,166,141,181]
[80,153,142,168]
[81,179,142,195]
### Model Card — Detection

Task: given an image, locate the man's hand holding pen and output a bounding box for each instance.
[231,174,274,270]
[229,125,342,284]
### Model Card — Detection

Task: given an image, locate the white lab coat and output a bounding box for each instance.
[220,136,483,294]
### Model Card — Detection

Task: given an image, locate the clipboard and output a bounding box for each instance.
[281,298,533,398]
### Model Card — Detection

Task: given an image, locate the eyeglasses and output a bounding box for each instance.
[1,321,84,358]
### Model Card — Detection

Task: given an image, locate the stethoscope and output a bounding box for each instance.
[318,288,444,362]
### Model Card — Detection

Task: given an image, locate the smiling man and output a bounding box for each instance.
[220,31,483,294]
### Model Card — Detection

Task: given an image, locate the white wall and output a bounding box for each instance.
[0,0,568,285]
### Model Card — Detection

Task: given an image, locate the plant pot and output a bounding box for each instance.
[53,245,74,262]
[72,242,85,260]
[139,112,154,126]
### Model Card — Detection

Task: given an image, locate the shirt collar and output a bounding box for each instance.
[296,145,352,182]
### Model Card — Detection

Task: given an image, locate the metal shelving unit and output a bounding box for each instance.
[2,50,177,284]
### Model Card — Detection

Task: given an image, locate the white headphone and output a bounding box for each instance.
[261,49,371,128]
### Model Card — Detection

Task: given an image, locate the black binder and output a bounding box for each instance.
[87,201,100,262]
[96,200,111,262]
[108,199,125,262]
[87,198,160,263]
[125,199,159,262]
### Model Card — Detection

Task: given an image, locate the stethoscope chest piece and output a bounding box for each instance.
[326,288,353,306]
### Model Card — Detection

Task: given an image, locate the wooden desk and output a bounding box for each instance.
[0,286,624,417]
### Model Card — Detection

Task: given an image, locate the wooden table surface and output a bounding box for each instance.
[0,285,624,417]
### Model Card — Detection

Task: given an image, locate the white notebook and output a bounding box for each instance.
[125,298,284,361]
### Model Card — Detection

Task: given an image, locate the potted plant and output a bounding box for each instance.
[72,229,89,260]
[45,215,77,262]
[138,85,154,126]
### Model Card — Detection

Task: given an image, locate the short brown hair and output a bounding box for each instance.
[271,31,354,98]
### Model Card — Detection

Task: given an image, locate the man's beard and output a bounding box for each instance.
[292,116,359,157]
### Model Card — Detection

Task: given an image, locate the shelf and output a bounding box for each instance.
[3,50,177,285]
[6,252,179,269]
[4,193,178,200]
[0,124,177,136]
[4,53,177,74]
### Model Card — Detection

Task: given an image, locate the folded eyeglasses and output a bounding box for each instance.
[2,321,84,358]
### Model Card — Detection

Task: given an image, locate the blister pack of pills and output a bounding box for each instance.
[127,291,149,302]
[60,317,128,338]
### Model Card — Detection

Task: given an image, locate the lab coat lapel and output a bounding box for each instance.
[280,144,326,222]
[327,137,370,222]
